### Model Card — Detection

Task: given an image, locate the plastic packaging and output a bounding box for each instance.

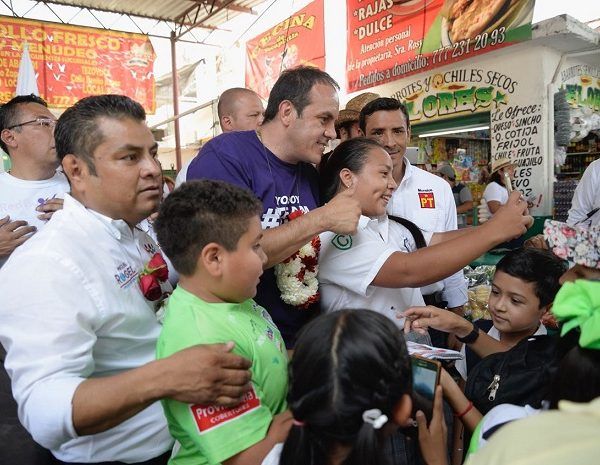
[463,265,495,321]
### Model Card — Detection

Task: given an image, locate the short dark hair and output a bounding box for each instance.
[359,97,410,134]
[495,247,567,308]
[155,180,263,276]
[54,94,146,175]
[490,169,503,185]
[0,94,48,153]
[262,66,339,123]
[280,310,412,465]
[319,137,383,203]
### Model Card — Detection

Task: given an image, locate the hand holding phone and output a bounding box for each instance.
[411,355,441,421]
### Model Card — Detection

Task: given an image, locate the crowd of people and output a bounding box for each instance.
[0,65,598,465]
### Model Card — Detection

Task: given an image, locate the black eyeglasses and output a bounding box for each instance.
[7,118,57,130]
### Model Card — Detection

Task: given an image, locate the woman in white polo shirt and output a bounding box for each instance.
[317,138,531,331]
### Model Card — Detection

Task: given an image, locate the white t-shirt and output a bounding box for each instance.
[319,215,432,329]
[455,324,547,380]
[0,170,70,266]
[483,182,509,208]
[387,158,467,307]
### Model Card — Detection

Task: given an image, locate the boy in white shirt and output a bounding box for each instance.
[404,247,566,437]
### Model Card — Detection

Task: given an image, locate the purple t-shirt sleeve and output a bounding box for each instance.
[187,141,251,190]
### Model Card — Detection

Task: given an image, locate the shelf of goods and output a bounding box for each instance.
[558,152,599,177]
[553,178,578,222]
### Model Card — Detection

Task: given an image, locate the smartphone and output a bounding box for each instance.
[411,355,441,421]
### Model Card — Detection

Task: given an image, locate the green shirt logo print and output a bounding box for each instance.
[331,234,353,250]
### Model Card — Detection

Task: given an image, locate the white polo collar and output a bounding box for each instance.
[399,156,415,185]
[358,214,389,241]
[63,194,134,242]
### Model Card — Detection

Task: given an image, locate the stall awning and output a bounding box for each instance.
[9,0,264,42]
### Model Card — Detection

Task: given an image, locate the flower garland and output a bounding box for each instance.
[274,210,320,309]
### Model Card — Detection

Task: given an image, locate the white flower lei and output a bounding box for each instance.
[274,212,320,308]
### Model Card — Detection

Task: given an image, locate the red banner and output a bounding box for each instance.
[346,0,535,93]
[246,0,325,100]
[0,16,156,112]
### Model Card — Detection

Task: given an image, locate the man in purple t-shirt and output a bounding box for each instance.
[187,66,361,347]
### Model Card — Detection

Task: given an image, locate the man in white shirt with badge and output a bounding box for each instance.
[0,93,70,464]
[0,95,251,465]
[360,97,468,346]
[0,94,69,268]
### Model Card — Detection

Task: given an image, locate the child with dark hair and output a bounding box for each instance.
[154,180,291,465]
[405,247,567,380]
[464,220,600,464]
[403,247,567,438]
[262,309,448,465]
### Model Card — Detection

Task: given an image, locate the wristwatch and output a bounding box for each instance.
[456,323,480,344]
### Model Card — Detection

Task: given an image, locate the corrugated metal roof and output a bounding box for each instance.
[38,0,262,30]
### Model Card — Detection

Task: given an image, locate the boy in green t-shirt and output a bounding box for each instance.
[154,180,290,465]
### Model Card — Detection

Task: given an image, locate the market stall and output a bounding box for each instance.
[348,14,599,223]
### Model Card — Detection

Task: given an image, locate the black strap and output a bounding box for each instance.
[388,215,427,249]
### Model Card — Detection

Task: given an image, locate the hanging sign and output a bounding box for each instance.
[246,0,325,100]
[0,15,156,112]
[346,0,535,93]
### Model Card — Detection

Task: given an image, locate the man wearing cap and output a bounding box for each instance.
[335,92,379,142]
[360,97,467,341]
[437,164,473,228]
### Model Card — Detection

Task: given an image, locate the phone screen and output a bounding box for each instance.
[411,356,440,400]
[411,356,441,420]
